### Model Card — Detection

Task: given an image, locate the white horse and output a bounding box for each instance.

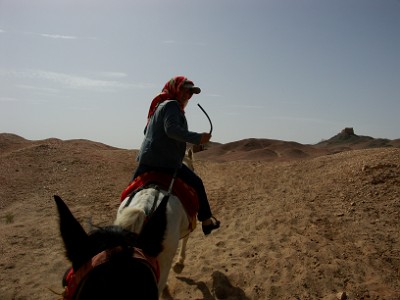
[114,149,195,296]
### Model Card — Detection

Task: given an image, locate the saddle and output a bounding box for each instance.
[120,171,199,230]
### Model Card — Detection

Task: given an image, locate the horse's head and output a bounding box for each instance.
[54,195,167,300]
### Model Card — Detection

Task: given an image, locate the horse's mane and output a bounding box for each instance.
[87,225,138,255]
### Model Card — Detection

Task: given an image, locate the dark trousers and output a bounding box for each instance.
[132,164,212,221]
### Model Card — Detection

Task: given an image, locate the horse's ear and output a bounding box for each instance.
[137,195,168,257]
[54,195,90,269]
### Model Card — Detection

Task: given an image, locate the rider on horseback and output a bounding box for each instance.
[132,76,220,235]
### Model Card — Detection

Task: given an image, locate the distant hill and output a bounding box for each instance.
[316,127,400,151]
[194,138,328,162]
[0,133,120,155]
[195,128,400,162]
[2,128,399,163]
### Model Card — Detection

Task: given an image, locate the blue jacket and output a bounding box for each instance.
[137,100,202,169]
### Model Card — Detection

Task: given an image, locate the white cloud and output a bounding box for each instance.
[40,33,78,40]
[0,29,5,33]
[20,30,97,40]
[0,69,154,92]
[0,96,18,102]
[32,70,126,90]
[96,72,128,78]
[15,84,59,93]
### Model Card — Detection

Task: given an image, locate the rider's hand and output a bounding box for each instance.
[200,133,212,144]
[192,144,204,152]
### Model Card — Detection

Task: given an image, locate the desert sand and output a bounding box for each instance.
[1,130,399,300]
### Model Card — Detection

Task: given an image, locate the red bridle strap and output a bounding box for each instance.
[63,246,159,300]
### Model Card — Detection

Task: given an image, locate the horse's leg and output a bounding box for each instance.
[158,233,180,297]
[173,234,189,274]
[158,198,190,298]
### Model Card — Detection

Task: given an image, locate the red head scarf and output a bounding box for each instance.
[146,76,194,124]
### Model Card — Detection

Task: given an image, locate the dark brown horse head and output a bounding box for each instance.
[54,195,167,300]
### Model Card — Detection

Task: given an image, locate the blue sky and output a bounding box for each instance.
[1,0,399,149]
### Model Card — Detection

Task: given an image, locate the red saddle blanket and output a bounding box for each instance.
[120,171,199,220]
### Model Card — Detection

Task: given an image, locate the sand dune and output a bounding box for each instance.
[1,132,399,299]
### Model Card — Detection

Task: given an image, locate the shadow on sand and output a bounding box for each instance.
[165,271,249,300]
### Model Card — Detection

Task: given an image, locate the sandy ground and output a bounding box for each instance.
[1,133,399,300]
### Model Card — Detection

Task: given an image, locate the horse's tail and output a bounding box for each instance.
[115,207,147,234]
